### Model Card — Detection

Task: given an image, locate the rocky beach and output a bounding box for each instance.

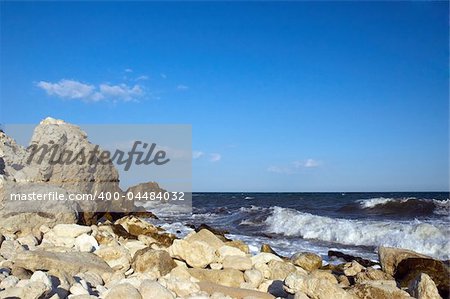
[0,118,448,299]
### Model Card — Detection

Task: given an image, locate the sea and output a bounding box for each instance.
[145,192,450,263]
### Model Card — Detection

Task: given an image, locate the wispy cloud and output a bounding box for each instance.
[268,158,322,174]
[124,68,133,73]
[177,84,189,90]
[193,150,221,163]
[135,75,149,81]
[37,79,144,102]
[209,153,222,162]
[193,151,204,159]
[160,73,167,79]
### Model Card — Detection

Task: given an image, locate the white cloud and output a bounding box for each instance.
[99,83,143,101]
[209,153,221,162]
[304,158,320,168]
[135,75,149,81]
[160,73,167,79]
[37,79,144,102]
[193,151,204,159]
[177,84,189,90]
[124,68,133,73]
[37,80,98,100]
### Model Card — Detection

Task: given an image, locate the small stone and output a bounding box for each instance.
[244,269,263,288]
[30,271,53,290]
[70,283,90,296]
[222,256,252,271]
[0,275,19,289]
[53,224,92,238]
[131,248,176,276]
[139,279,175,299]
[105,283,142,299]
[74,234,99,252]
[343,261,365,276]
[291,252,323,272]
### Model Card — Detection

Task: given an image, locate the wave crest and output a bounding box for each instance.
[265,206,450,260]
[357,197,450,216]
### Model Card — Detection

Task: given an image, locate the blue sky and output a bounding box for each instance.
[1,1,448,192]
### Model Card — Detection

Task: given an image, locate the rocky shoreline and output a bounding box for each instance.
[0,216,448,299]
[0,118,449,298]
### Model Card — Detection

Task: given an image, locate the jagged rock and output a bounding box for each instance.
[355,267,394,283]
[187,268,245,288]
[13,250,113,278]
[394,257,449,298]
[284,271,355,299]
[0,239,25,260]
[349,280,412,299]
[222,256,252,271]
[378,246,429,276]
[261,244,285,259]
[105,283,142,299]
[131,248,176,276]
[291,252,323,272]
[0,275,19,289]
[408,273,442,299]
[94,243,131,273]
[185,229,225,250]
[342,261,365,276]
[267,260,298,280]
[328,250,378,267]
[139,279,175,299]
[169,239,216,269]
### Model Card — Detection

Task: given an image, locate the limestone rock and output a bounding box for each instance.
[268,260,298,280]
[378,246,429,276]
[218,245,246,260]
[94,243,131,273]
[139,279,175,299]
[251,252,283,265]
[284,271,356,299]
[198,281,275,299]
[343,261,365,276]
[310,270,338,284]
[187,268,245,288]
[186,229,225,250]
[244,269,263,288]
[355,267,394,283]
[131,248,176,276]
[13,250,113,277]
[394,257,449,298]
[408,273,442,299]
[53,224,92,238]
[349,280,412,299]
[165,276,201,297]
[105,283,142,299]
[74,234,99,252]
[291,252,323,272]
[222,256,252,271]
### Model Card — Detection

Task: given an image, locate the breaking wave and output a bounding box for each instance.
[265,206,450,260]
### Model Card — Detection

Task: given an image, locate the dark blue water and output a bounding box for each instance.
[153,192,449,261]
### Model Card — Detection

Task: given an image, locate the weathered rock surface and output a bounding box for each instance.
[378,246,429,276]
[284,271,356,299]
[291,252,323,272]
[349,280,412,299]
[131,248,176,276]
[408,273,442,299]
[187,268,245,288]
[198,281,275,299]
[13,250,113,277]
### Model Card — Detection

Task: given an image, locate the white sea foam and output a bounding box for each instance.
[265,206,450,260]
[358,197,412,208]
